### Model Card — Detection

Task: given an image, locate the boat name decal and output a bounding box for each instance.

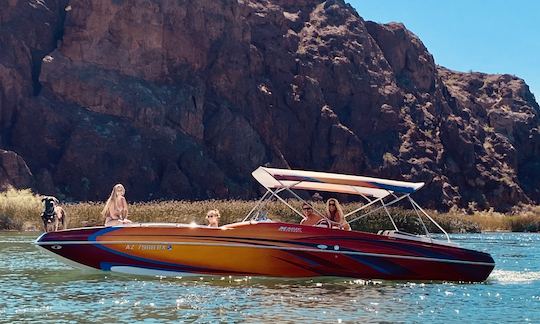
[278,226,302,233]
[125,244,173,251]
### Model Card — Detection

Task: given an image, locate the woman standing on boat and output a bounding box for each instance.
[102,184,132,226]
[326,198,351,231]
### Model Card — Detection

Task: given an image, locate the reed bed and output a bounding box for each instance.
[0,188,42,230]
[0,188,538,233]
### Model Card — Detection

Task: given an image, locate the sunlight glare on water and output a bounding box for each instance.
[0,232,539,322]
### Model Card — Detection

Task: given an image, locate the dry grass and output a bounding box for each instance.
[0,187,42,230]
[64,199,306,228]
[434,206,540,232]
[507,205,540,232]
[0,188,538,233]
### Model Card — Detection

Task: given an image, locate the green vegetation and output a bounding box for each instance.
[0,188,538,233]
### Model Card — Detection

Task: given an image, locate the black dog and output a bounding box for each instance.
[41,196,67,232]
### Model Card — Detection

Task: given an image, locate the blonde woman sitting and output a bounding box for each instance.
[326,198,351,231]
[206,209,220,227]
[102,184,133,226]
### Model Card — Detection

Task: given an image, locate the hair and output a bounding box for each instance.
[326,198,344,223]
[101,184,126,218]
[206,209,221,218]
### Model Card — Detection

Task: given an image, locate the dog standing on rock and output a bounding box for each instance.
[41,196,67,232]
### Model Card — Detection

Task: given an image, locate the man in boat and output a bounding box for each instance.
[300,203,329,226]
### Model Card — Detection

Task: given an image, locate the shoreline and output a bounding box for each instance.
[1,195,538,233]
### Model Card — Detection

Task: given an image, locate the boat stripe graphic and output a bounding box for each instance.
[35,240,495,267]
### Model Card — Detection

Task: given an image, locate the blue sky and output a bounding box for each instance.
[349,0,540,100]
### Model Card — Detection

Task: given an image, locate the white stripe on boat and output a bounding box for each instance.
[109,266,198,277]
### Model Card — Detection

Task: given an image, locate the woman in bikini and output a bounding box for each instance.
[101,184,133,226]
[326,198,351,231]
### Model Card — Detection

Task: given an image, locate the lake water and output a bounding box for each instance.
[1,232,539,323]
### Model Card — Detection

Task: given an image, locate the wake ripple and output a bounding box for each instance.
[490,269,540,284]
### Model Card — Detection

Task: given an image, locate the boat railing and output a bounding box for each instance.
[378,229,457,247]
[246,167,451,243]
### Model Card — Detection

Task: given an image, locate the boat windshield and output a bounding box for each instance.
[244,167,451,242]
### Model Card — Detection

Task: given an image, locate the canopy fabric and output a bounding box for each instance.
[252,167,424,199]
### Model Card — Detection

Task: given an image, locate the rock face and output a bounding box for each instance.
[0,150,33,190]
[0,0,538,210]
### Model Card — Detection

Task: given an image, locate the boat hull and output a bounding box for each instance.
[35,222,495,282]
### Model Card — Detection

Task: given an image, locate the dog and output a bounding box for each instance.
[41,196,67,232]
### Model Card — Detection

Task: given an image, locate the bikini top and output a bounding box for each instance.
[109,199,126,219]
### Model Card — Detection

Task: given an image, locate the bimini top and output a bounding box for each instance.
[252,167,424,199]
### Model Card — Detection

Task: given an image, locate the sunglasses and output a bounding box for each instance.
[329,203,336,206]
[302,207,312,211]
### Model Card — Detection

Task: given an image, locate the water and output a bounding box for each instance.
[1,232,539,323]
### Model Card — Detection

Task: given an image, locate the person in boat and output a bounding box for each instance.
[206,209,220,227]
[101,184,132,226]
[326,198,351,231]
[300,202,329,227]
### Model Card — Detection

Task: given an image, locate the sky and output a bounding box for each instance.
[349,0,540,100]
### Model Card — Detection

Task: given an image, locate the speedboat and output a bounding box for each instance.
[35,167,495,282]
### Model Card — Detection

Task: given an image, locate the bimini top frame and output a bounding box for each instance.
[245,167,450,242]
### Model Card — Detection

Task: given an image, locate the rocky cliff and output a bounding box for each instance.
[0,0,538,211]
